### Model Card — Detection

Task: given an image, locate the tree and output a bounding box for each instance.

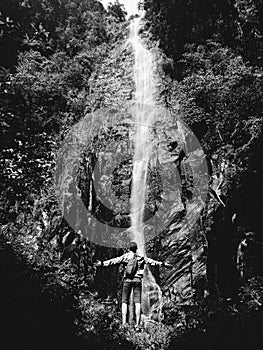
[144,0,240,78]
[234,0,263,65]
[107,0,127,22]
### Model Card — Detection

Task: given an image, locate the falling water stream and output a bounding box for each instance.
[129,16,163,319]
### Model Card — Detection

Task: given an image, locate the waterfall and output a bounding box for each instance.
[129,16,163,319]
[129,16,154,255]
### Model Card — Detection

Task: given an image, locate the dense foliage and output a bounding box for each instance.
[0,0,125,224]
[144,0,263,76]
[1,0,263,349]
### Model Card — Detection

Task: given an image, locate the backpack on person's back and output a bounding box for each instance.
[125,253,138,279]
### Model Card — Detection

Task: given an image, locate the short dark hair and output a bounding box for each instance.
[130,241,138,252]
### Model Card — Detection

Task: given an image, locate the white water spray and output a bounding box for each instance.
[129,16,163,318]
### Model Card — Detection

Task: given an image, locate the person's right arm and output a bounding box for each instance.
[95,253,127,267]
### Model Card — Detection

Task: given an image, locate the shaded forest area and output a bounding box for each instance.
[1,1,263,349]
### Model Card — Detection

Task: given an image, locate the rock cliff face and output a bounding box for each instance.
[63,21,208,301]
[157,209,207,301]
